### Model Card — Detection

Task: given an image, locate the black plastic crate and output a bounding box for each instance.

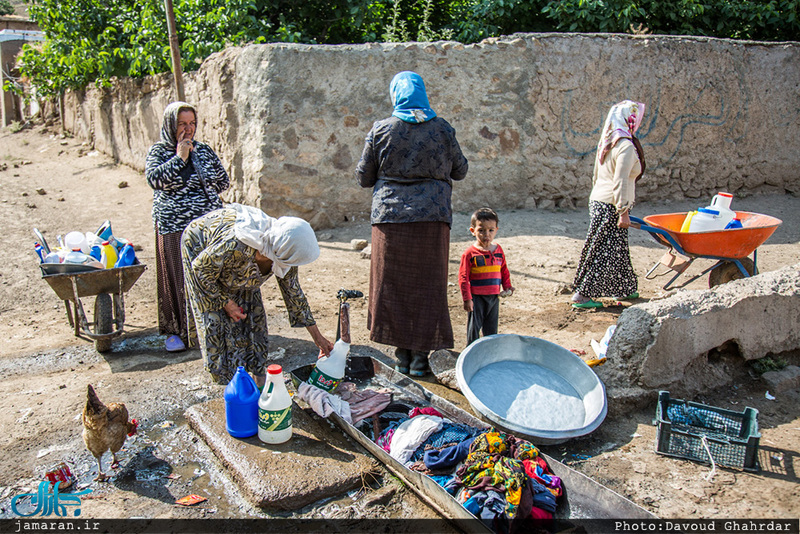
[655,391,760,471]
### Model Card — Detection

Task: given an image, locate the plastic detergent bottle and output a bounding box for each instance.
[687,208,727,233]
[307,302,351,392]
[258,364,293,444]
[725,218,743,229]
[34,243,45,263]
[707,192,735,228]
[224,366,260,438]
[100,241,118,268]
[680,210,697,232]
[115,243,136,267]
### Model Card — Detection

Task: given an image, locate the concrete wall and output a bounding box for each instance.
[63,33,800,228]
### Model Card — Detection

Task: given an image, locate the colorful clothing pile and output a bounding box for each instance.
[374,413,563,531]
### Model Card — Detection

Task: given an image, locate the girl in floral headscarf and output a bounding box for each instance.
[572,100,647,308]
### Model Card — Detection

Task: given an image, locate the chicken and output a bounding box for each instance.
[82,384,138,481]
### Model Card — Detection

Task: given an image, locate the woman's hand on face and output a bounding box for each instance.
[618,210,631,229]
[176,131,193,162]
[224,299,246,322]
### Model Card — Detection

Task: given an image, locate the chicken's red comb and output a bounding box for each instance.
[128,418,139,436]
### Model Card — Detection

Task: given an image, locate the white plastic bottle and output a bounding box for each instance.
[706,192,735,228]
[258,364,293,444]
[307,302,350,392]
[688,208,727,233]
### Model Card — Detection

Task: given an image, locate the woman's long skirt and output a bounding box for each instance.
[155,230,189,343]
[573,201,638,299]
[368,221,454,352]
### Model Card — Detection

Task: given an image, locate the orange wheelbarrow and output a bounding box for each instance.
[630,212,782,290]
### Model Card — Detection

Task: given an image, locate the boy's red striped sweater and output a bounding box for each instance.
[458,244,512,301]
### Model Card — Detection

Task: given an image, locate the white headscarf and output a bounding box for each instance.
[596,100,645,165]
[230,203,320,278]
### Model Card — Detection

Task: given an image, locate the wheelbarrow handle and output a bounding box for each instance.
[629,216,688,255]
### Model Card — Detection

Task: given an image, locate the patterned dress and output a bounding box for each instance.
[181,208,315,384]
[146,140,229,342]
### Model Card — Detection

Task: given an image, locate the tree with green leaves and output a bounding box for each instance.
[9,0,800,101]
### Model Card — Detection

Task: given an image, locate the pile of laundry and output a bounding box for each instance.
[296,378,565,532]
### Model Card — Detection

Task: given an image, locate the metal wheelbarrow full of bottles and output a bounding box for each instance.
[35,227,146,353]
[630,211,782,290]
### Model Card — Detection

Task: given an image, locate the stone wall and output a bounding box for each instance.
[63,34,800,228]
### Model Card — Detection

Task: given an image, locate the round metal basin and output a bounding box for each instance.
[456,334,607,444]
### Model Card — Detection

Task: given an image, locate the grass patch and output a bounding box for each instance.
[749,356,787,375]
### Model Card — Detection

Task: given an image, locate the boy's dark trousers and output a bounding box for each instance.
[467,294,500,346]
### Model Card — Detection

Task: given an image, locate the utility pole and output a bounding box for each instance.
[164,0,185,101]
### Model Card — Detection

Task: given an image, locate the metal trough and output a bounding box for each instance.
[291,355,652,531]
[457,334,607,444]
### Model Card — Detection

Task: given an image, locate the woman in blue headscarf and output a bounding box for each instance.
[356,71,468,376]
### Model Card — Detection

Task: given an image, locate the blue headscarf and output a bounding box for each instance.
[390,71,437,124]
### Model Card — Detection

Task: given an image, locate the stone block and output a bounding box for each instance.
[186,397,378,510]
[599,263,800,402]
[761,365,800,394]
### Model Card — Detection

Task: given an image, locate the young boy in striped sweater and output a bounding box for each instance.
[458,208,514,346]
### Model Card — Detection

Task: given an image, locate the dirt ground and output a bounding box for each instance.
[1,122,798,524]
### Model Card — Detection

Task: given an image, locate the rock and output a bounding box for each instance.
[555,283,572,295]
[350,239,368,251]
[429,349,460,391]
[361,485,396,508]
[360,245,371,259]
[185,398,379,511]
[601,263,800,402]
[36,188,47,195]
[538,199,556,211]
[118,181,129,188]
[761,365,800,394]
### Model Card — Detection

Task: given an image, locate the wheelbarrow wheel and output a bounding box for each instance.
[709,258,755,288]
[94,293,113,353]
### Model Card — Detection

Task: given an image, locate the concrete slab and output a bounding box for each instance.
[185,398,379,511]
[599,262,800,405]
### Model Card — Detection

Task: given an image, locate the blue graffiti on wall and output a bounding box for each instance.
[561,77,749,168]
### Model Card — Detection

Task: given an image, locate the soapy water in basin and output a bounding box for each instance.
[468,361,586,431]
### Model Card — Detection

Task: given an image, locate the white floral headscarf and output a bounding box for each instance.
[596,100,645,165]
[230,203,319,278]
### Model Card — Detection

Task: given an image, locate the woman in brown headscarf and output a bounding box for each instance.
[146,102,229,351]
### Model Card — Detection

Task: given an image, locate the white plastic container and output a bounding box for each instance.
[707,192,735,228]
[64,232,89,254]
[258,364,293,444]
[63,250,92,264]
[307,302,350,392]
[687,208,727,233]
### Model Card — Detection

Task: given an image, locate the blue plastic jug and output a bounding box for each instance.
[116,243,137,267]
[224,366,260,438]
